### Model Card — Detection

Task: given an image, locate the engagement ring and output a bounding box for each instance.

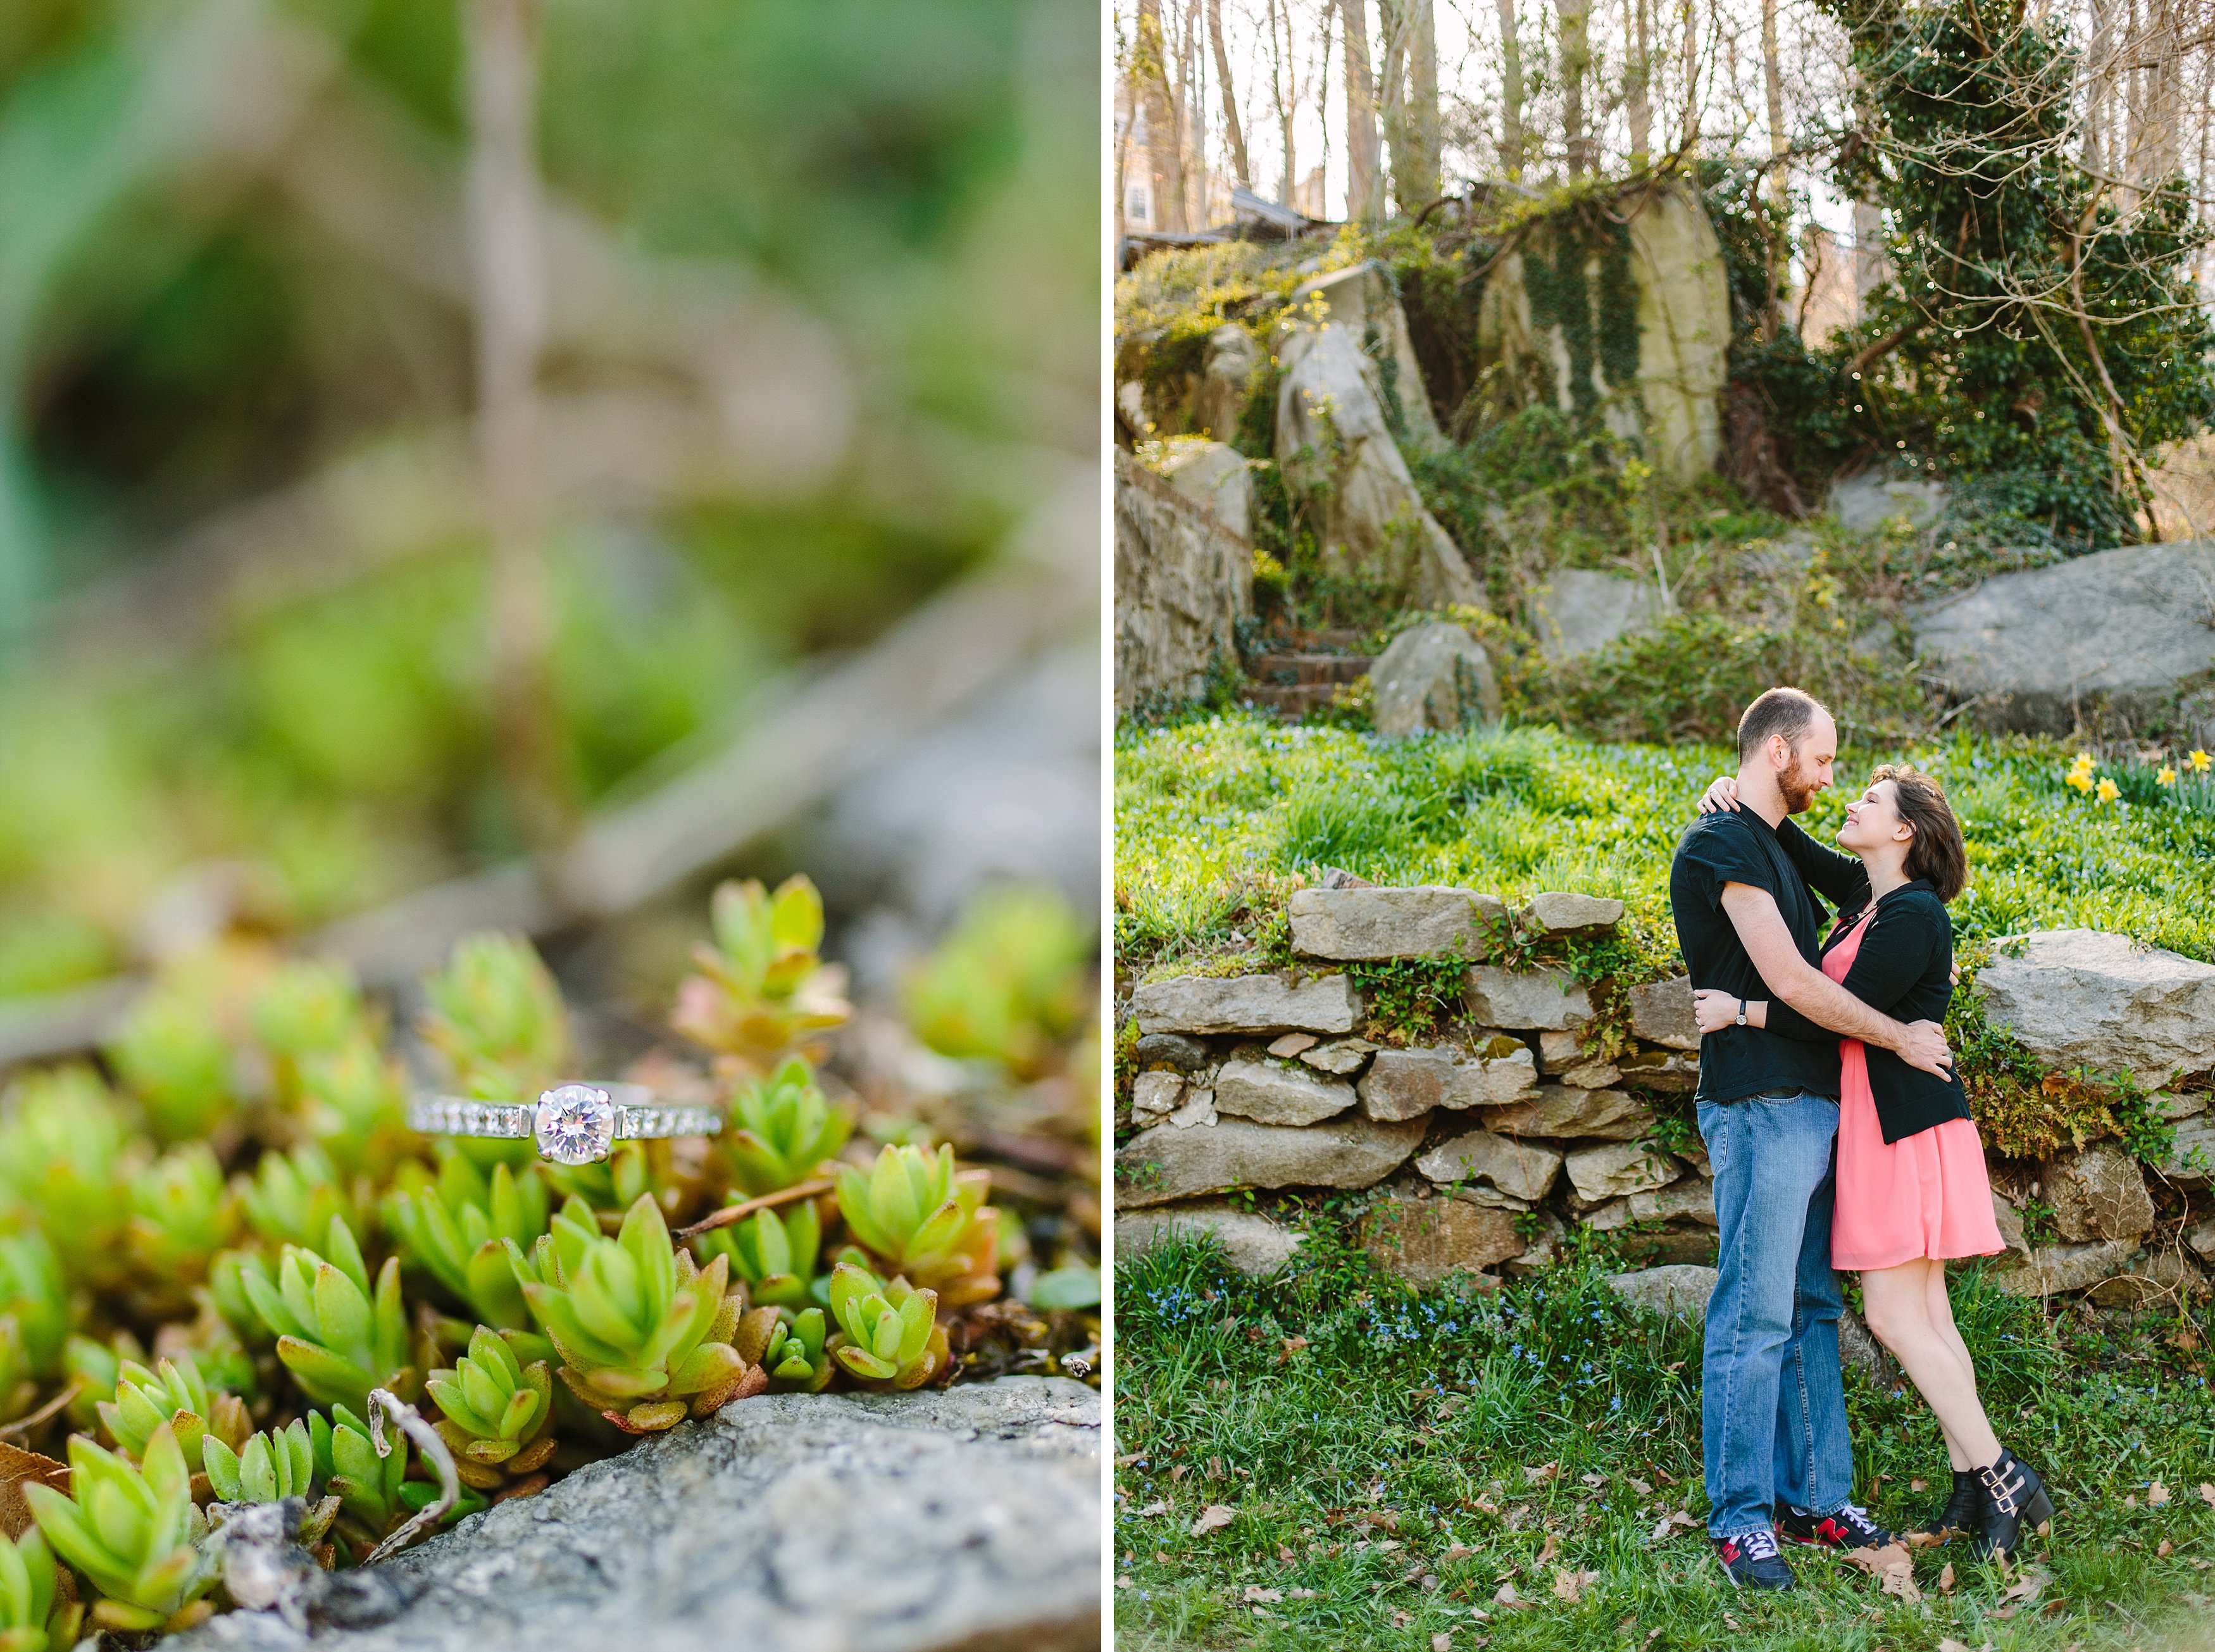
[408,1083,723,1165]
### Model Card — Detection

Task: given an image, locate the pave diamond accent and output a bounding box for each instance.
[534,1084,618,1165]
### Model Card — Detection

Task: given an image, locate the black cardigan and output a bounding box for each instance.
[1763,820,1973,1144]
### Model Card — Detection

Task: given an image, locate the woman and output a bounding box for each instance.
[1690,765,2054,1558]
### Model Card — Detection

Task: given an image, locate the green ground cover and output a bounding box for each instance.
[1113,1225,2215,1652]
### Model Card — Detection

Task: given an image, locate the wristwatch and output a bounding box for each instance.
[1733,998,1748,1027]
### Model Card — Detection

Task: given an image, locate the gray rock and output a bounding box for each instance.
[1370,623,1501,737]
[1114,451,1253,715]
[1502,1208,1566,1275]
[1157,439,1253,541]
[1194,325,1263,447]
[1361,1194,1521,1289]
[1464,965,1593,1030]
[1482,1084,1655,1142]
[2162,1091,2211,1120]
[1519,891,1625,934]
[1132,972,1361,1037]
[1992,1238,2140,1298]
[2084,1249,2210,1309]
[1990,1190,2033,1263]
[1414,1129,1564,1204]
[2045,1142,2155,1242]
[1911,539,2215,733]
[1605,1265,1718,1320]
[1974,929,2215,1084]
[1166,1087,1217,1129]
[1628,1177,1717,1227]
[1627,977,1699,1051]
[1290,260,1442,442]
[1614,1047,1699,1092]
[1357,1042,1539,1121]
[1564,1142,1681,1201]
[173,1382,1100,1652]
[1116,1201,1304,1276]
[2157,1114,2215,1186]
[2187,1217,2215,1258]
[1267,1033,1319,1057]
[1300,1040,1373,1075]
[1526,570,1661,663]
[1212,1057,1357,1127]
[1559,1061,1621,1089]
[1536,1030,1583,1073]
[1115,1113,1428,1207]
[1288,885,1504,960]
[1134,1032,1214,1072]
[1130,1072,1183,1122]
[1830,472,1945,530]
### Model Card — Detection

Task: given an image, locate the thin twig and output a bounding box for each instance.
[0,1382,80,1439]
[362,1388,457,1565]
[674,1177,835,1240]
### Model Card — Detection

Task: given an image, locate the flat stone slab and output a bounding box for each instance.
[173,1380,1100,1652]
[1993,1238,2140,1298]
[1132,972,1361,1037]
[1289,885,1503,960]
[1974,929,2215,1084]
[1463,965,1593,1030]
[1414,1128,1564,1205]
[1481,1084,1654,1142]
[1627,977,1699,1051]
[1115,1113,1428,1207]
[1361,1195,1521,1289]
[1564,1141,1681,1201]
[2045,1141,2154,1242]
[1213,1057,1357,1126]
[1116,1201,1304,1275]
[1606,1265,1718,1319]
[1357,1042,1538,1121]
[1519,891,1625,934]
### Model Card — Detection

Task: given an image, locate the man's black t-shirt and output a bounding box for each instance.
[1669,810,1844,1104]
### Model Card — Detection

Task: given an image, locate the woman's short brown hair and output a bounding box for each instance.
[1869,763,1968,902]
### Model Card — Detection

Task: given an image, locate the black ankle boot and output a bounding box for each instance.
[1921,1469,1983,1540]
[1973,1448,2054,1558]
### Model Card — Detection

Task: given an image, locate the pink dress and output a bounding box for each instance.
[1823,908,2007,1272]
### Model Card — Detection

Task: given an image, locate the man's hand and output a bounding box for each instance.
[1898,1019,1954,1079]
[1716,882,1951,1063]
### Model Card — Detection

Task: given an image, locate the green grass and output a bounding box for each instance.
[1113,1221,2215,1651]
[1113,715,2215,982]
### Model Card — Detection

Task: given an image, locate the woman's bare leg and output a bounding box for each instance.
[1859,1260,2002,1469]
[1924,1263,1979,1471]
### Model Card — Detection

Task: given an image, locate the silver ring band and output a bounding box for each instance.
[408,1083,723,1165]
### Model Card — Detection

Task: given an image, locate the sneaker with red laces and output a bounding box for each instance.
[1711,1527,1795,1591]
[1774,1499,1893,1551]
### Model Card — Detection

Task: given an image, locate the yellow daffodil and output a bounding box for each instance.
[2159,766,2178,787]
[2071,751,2094,770]
[2192,749,2212,773]
[2096,777,2119,803]
[2064,768,2093,792]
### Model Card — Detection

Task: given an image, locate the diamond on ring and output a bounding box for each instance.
[534,1083,618,1165]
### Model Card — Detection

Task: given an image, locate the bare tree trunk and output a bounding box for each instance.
[1626,0,1652,165]
[1342,0,1384,222]
[1678,0,1700,151]
[1316,0,1335,215]
[1379,0,1413,208]
[1137,0,1188,230]
[1497,0,1526,177]
[1266,0,1298,204]
[2084,0,2113,173]
[1761,0,1786,199]
[1207,0,1253,186]
[1561,0,1591,175]
[1409,0,1441,204]
[466,0,569,848]
[1180,0,1207,226]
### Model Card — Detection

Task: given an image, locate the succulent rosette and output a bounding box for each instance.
[97,1354,249,1473]
[0,1524,78,1652]
[0,1068,132,1290]
[721,1058,853,1196]
[237,1144,358,1252]
[236,1215,414,1410]
[823,1261,946,1390]
[125,1144,240,1311]
[308,1404,409,1552]
[425,1325,558,1488]
[421,934,570,1106]
[672,877,851,1073]
[835,1142,1001,1306]
[383,1151,548,1338]
[23,1424,215,1634]
[701,1199,821,1309]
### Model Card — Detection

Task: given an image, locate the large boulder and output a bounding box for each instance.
[1370,622,1502,735]
[1481,1084,1655,1142]
[1605,1264,1717,1320]
[168,1381,1101,1652]
[1113,450,1252,714]
[2044,1142,2156,1242]
[1519,891,1625,934]
[1154,438,1253,541]
[1131,972,1361,1037]
[1829,472,1945,531]
[1526,570,1661,663]
[1114,1113,1428,1207]
[1464,964,1594,1030]
[1357,1042,1538,1121]
[1212,1056,1357,1127]
[1910,540,2215,734]
[1116,1200,1304,1275]
[1288,884,1504,960]
[1414,1128,1564,1205]
[1274,322,1480,606]
[1290,261,1442,442]
[1194,324,1263,444]
[1361,1194,1522,1289]
[1973,929,2215,1084]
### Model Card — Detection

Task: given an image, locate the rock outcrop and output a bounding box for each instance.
[1973,929,2215,1084]
[1194,325,1263,445]
[1154,439,1253,540]
[1114,1113,1428,1206]
[1113,450,1252,714]
[1287,884,1503,960]
[1527,570,1661,663]
[1116,1201,1304,1275]
[1362,1194,1523,1289]
[1289,261,1442,442]
[1370,622,1502,735]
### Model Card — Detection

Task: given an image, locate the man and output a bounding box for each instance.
[1669,687,1954,1591]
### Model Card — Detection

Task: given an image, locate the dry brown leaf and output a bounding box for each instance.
[1907,1477,1926,1492]
[1190,1504,1237,1536]
[1844,1541,1921,1603]
[2126,1494,2138,1508]
[1433,1636,1454,1652]
[1523,1461,1558,1486]
[2200,1482,2215,1508]
[2149,1481,2171,1506]
[1937,1641,1973,1652]
[1552,1567,1601,1603]
[1902,1529,1945,1549]
[2000,1570,2049,1606]
[1938,1561,1956,1594]
[1441,1544,1477,1563]
[1471,1493,1501,1516]
[1493,1581,1533,1610]
[1628,1478,1652,1497]
[2159,1539,2174,1558]
[0,1442,69,1542]
[1468,1606,1492,1622]
[1133,1500,1168,1517]
[1242,1586,1282,1604]
[1535,1531,1559,1566]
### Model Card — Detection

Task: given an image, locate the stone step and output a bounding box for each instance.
[1245,652,1373,686]
[1242,682,1349,716]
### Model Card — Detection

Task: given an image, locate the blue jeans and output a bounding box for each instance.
[1697,1089,1854,1537]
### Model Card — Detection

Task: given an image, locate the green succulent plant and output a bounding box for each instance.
[97,1353,250,1472]
[0,1232,69,1382]
[751,1306,832,1393]
[0,1524,78,1652]
[513,1193,759,1432]
[540,1139,658,1215]
[823,1261,945,1390]
[900,884,1091,1079]
[701,1199,821,1308]
[383,1151,548,1335]
[425,1325,558,1489]
[308,1403,409,1548]
[237,1215,413,1411]
[125,1144,240,1301]
[420,934,570,1103]
[251,960,366,1073]
[720,1057,852,1196]
[24,1424,215,1634]
[671,877,851,1073]
[835,1142,1001,1306]
[0,1067,131,1289]
[106,975,237,1144]
[201,1419,336,1544]
[237,1143,357,1251]
[296,1034,412,1177]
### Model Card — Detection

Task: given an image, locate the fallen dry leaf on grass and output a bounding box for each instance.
[1902,1528,1945,1548]
[2200,1481,2215,1507]
[1441,1544,1477,1563]
[1649,1510,1699,1543]
[2159,1539,2174,1557]
[1938,1561,1956,1594]
[1535,1531,1559,1565]
[1433,1636,1454,1652]
[1911,1478,1928,1492]
[1937,1640,1973,1652]
[1553,1568,1601,1603]
[1132,1501,1168,1518]
[1493,1581,1533,1609]
[1989,1570,2049,1619]
[1191,1505,1237,1536]
[1523,1461,1558,1486]
[1242,1586,1282,1604]
[1843,1541,1921,1603]
[2149,1481,2171,1506]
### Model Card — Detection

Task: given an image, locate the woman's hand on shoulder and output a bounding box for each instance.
[1696,775,1740,815]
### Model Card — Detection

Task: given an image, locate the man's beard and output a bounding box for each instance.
[1778,751,1819,813]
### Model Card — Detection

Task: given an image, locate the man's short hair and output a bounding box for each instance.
[1737,687,1826,763]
